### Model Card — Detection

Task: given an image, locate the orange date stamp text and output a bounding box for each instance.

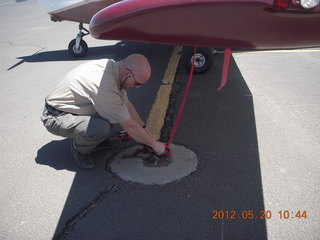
[211,210,308,220]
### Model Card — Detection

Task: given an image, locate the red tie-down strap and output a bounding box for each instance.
[166,47,197,147]
[217,48,231,91]
[116,130,132,141]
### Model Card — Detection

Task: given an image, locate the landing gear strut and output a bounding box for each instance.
[68,23,89,57]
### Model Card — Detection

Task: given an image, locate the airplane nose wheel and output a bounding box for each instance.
[182,47,214,74]
[68,23,89,57]
[68,39,88,57]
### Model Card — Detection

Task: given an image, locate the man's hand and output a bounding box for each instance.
[121,118,165,155]
[152,141,165,156]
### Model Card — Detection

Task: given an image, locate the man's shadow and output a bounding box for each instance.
[35,139,77,172]
[35,136,121,172]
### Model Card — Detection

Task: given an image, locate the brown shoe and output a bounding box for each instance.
[71,141,95,169]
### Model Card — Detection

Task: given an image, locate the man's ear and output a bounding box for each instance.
[122,68,129,78]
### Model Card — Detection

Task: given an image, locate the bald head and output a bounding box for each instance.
[124,54,151,84]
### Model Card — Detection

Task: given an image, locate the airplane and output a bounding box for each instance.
[38,0,123,57]
[39,0,320,76]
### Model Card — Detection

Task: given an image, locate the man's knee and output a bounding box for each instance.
[84,118,111,141]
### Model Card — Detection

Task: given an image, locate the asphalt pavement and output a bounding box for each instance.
[0,1,319,240]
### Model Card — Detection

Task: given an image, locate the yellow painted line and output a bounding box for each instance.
[146,46,182,140]
[162,46,182,84]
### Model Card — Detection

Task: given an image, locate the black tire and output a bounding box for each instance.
[182,47,213,74]
[68,39,88,57]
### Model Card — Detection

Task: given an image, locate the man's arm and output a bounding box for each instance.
[125,100,155,139]
[120,118,165,155]
[125,101,144,126]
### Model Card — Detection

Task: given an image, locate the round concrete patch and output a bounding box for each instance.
[109,144,198,185]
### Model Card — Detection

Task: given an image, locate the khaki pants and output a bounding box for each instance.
[41,107,111,154]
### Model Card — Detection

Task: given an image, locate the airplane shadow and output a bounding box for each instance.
[7,41,167,70]
[35,46,267,239]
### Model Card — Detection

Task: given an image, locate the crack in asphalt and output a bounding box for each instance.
[53,182,122,240]
[49,139,140,240]
[53,140,139,239]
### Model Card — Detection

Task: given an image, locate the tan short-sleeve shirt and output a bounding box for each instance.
[46,59,130,124]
